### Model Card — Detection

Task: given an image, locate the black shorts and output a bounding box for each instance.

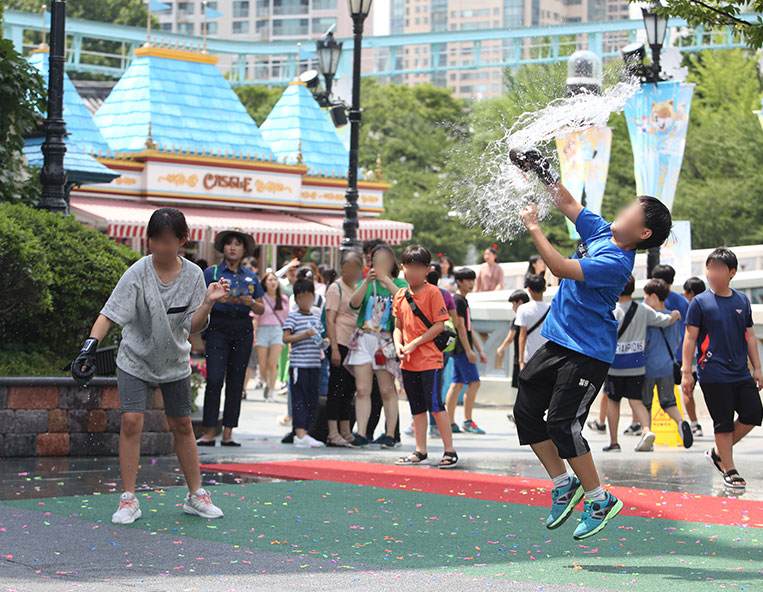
[402,368,446,416]
[514,341,609,459]
[699,378,763,433]
[605,374,645,402]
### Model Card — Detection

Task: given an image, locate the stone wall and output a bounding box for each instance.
[0,380,173,457]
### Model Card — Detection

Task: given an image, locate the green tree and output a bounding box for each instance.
[0,5,46,204]
[234,85,284,126]
[652,0,763,50]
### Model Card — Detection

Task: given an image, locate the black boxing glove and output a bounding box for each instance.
[509,148,560,186]
[71,337,99,387]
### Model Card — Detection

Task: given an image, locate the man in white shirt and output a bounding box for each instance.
[515,274,550,370]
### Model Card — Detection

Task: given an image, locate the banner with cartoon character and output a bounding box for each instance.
[624,81,695,211]
[555,125,612,240]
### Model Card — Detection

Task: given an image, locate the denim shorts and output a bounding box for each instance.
[116,368,191,417]
[257,324,284,348]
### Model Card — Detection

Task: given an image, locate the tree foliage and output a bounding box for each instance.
[234,85,284,126]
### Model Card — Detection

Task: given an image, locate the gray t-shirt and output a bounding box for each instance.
[101,256,207,383]
[608,300,673,377]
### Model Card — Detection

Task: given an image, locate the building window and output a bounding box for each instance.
[273,0,309,16]
[312,17,336,35]
[177,21,194,34]
[256,19,269,35]
[160,22,173,31]
[256,0,270,16]
[272,18,309,36]
[313,0,335,9]
[177,2,194,16]
[203,21,218,35]
[233,20,250,34]
[233,1,250,18]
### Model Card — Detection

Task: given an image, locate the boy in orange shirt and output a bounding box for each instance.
[393,245,459,468]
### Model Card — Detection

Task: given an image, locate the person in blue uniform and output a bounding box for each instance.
[197,230,264,447]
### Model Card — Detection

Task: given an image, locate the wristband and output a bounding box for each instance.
[81,337,99,354]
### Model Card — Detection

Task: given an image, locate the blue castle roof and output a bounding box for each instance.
[259,82,350,178]
[93,47,273,158]
[23,136,117,184]
[28,51,111,155]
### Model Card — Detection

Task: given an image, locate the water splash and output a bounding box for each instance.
[450,79,640,241]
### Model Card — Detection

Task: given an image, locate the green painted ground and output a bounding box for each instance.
[6,481,762,590]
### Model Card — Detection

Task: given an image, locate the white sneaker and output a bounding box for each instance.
[635,431,656,452]
[294,434,326,448]
[183,488,224,519]
[112,492,141,524]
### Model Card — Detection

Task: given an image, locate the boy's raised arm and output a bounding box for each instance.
[510,149,583,224]
[521,203,584,282]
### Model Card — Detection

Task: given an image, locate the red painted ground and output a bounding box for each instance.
[200,459,763,528]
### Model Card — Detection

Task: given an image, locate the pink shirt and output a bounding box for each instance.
[475,262,504,292]
[324,279,358,346]
[258,293,289,326]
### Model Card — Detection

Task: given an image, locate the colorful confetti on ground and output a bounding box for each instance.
[3,478,761,591]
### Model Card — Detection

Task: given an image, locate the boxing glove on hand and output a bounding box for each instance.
[71,337,99,387]
[509,148,560,186]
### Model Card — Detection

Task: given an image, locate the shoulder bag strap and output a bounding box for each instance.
[618,301,638,338]
[263,294,285,327]
[658,327,677,363]
[405,289,433,328]
[526,307,550,336]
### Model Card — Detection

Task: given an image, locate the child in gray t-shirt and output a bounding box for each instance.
[71,208,230,526]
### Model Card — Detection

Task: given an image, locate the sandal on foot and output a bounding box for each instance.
[395,451,428,465]
[723,469,746,490]
[438,451,459,469]
[327,434,350,447]
[705,448,724,476]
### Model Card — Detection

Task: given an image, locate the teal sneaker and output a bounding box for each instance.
[462,419,486,434]
[546,476,583,530]
[572,492,624,540]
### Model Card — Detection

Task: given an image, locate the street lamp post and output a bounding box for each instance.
[640,1,668,276]
[39,0,69,214]
[316,30,343,107]
[342,0,373,252]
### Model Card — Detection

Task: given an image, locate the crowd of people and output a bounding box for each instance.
[68,148,762,539]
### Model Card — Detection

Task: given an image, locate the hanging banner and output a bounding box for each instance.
[660,220,692,283]
[624,81,695,211]
[755,98,763,133]
[555,125,612,240]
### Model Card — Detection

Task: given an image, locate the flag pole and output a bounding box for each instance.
[144,1,151,46]
[202,0,208,53]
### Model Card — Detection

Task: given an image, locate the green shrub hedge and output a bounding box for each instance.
[0,203,139,374]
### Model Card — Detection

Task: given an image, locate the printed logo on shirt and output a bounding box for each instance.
[736,309,743,314]
[579,378,590,388]
[575,242,590,259]
[616,340,645,355]
[439,306,448,315]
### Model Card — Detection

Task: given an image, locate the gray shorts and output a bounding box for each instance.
[644,375,677,411]
[117,368,192,417]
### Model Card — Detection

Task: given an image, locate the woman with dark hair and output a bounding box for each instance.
[320,264,338,288]
[347,244,407,447]
[256,272,289,399]
[71,207,228,524]
[526,254,547,278]
[475,247,505,292]
[438,256,457,293]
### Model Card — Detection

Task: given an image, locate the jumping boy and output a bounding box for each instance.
[603,276,679,453]
[682,248,763,490]
[72,208,228,524]
[510,148,672,539]
[393,245,458,468]
[445,267,488,434]
[682,276,707,435]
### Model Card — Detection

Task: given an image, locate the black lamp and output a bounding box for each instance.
[316,31,342,97]
[348,0,373,19]
[641,0,668,82]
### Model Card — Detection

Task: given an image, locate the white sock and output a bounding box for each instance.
[121,491,135,500]
[551,473,572,489]
[691,421,699,427]
[584,486,607,502]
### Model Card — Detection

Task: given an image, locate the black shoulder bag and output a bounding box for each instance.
[659,327,683,385]
[526,308,550,336]
[404,290,457,352]
[618,301,638,338]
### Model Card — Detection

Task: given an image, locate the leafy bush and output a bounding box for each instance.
[0,203,139,372]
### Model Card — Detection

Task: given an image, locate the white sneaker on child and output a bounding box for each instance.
[635,431,656,452]
[112,492,141,524]
[294,434,326,448]
[183,488,224,518]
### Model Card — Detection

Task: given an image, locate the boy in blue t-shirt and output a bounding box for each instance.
[682,248,763,491]
[510,148,672,540]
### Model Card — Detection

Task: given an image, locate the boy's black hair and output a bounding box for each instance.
[401,244,432,267]
[293,278,315,297]
[147,207,188,240]
[683,276,706,296]
[651,264,676,284]
[320,265,337,287]
[297,265,314,280]
[509,289,530,304]
[426,262,441,286]
[370,244,400,278]
[196,259,208,270]
[524,273,546,294]
[454,267,476,282]
[636,196,672,250]
[362,238,387,256]
[621,275,636,297]
[706,247,738,271]
[643,278,670,301]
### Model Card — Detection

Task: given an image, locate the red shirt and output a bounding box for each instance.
[393,283,449,371]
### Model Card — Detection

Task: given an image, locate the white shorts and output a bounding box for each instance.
[346,331,385,370]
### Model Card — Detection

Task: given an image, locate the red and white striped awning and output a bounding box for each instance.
[298,214,413,245]
[70,198,342,247]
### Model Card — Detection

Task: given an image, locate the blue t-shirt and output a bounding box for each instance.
[204,261,264,314]
[541,208,636,364]
[685,289,753,383]
[664,291,689,360]
[283,310,324,368]
[645,320,682,378]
